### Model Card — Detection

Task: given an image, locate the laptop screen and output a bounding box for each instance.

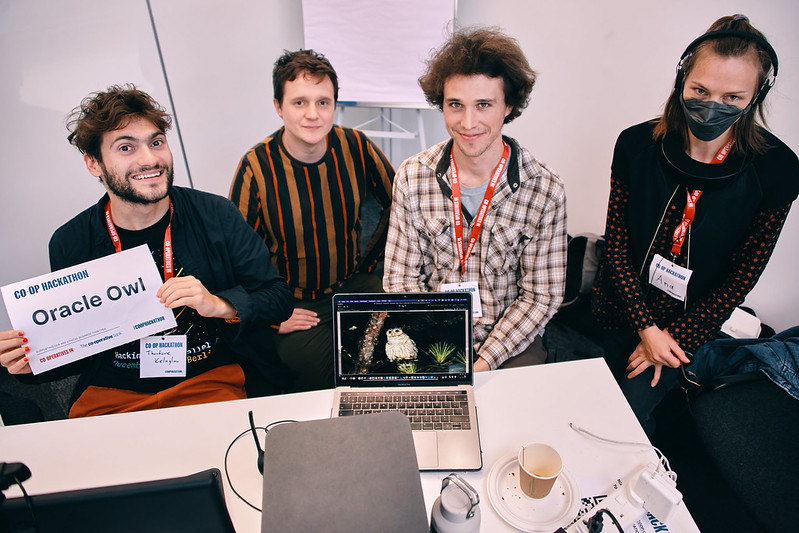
[332,292,473,386]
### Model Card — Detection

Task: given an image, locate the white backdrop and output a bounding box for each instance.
[302,0,455,104]
[1,0,796,331]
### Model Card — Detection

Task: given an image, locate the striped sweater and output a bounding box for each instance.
[230,125,394,300]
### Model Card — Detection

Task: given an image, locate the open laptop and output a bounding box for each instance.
[331,292,483,471]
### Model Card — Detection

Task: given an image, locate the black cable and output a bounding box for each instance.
[0,463,38,532]
[601,508,625,533]
[223,418,297,512]
[247,411,262,452]
[248,411,265,474]
[223,427,264,512]
[585,508,624,533]
[17,477,38,533]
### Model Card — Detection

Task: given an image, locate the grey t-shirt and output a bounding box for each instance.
[460,180,490,217]
[458,145,512,217]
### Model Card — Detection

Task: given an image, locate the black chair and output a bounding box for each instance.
[690,375,799,532]
[0,392,44,425]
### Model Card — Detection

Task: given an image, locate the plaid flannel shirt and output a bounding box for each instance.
[384,137,567,368]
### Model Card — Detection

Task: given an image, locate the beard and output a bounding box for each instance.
[99,162,174,205]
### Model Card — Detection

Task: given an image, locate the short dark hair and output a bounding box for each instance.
[419,27,537,124]
[654,15,776,153]
[66,84,171,162]
[273,49,339,104]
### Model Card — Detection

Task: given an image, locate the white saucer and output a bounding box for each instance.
[486,452,580,532]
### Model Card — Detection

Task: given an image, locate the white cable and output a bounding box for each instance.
[569,422,677,482]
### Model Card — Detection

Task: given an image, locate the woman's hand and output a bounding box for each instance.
[626,326,690,386]
[0,330,32,374]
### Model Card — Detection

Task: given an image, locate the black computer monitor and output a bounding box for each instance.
[0,468,235,533]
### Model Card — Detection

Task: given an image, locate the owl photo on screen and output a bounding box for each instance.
[385,327,418,361]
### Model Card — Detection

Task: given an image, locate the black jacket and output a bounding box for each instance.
[42,186,293,403]
[607,121,798,306]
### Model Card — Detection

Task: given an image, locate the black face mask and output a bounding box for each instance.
[680,95,749,142]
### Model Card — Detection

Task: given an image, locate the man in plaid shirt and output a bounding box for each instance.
[384,28,567,371]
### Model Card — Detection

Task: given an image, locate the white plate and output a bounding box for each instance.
[486,452,580,532]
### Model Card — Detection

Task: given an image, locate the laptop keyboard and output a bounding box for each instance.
[337,390,472,430]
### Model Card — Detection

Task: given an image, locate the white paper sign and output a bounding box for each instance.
[140,335,187,378]
[1,245,176,375]
[439,281,483,318]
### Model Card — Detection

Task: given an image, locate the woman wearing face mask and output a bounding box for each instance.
[592,14,799,436]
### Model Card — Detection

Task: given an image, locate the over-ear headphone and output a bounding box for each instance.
[674,29,779,105]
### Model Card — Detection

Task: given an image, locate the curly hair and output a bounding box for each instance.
[419,27,537,124]
[66,84,171,162]
[654,14,776,154]
[273,49,339,104]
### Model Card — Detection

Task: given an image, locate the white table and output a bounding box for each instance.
[0,359,699,532]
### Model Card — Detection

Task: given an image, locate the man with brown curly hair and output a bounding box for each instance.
[0,85,293,417]
[384,28,567,371]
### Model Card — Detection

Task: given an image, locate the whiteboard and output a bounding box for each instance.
[302,0,455,105]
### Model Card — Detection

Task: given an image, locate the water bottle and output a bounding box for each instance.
[430,473,481,533]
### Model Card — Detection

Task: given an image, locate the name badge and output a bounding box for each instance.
[140,335,187,378]
[648,254,693,302]
[439,281,483,317]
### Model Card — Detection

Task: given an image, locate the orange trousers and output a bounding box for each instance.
[69,364,246,418]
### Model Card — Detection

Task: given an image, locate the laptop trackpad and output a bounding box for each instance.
[412,431,439,469]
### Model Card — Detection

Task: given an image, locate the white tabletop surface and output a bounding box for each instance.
[0,358,699,532]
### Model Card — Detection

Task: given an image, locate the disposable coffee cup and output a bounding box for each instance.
[518,443,562,499]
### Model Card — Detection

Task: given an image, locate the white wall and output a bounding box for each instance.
[146,0,304,195]
[1,0,797,330]
[0,0,189,330]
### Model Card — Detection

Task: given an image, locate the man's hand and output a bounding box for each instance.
[157,276,236,319]
[473,356,490,372]
[626,326,690,386]
[278,308,320,334]
[0,330,32,375]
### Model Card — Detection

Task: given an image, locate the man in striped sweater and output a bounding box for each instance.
[230,50,394,392]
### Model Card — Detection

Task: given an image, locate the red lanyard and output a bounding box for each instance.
[671,189,702,255]
[712,138,735,164]
[671,139,735,256]
[105,200,175,280]
[449,142,510,276]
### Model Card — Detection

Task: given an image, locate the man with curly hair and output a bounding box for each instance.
[0,85,293,417]
[384,28,567,371]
